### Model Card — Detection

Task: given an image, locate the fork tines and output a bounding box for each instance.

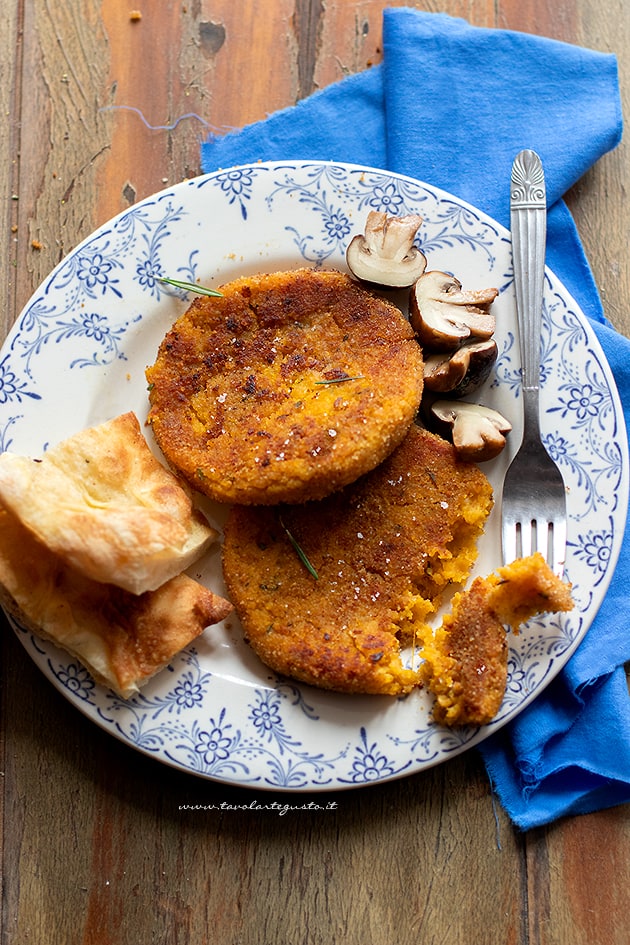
[502,515,567,577]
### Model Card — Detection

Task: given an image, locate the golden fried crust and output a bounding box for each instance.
[0,505,232,698]
[486,553,574,628]
[146,268,424,505]
[420,579,509,726]
[421,553,574,726]
[222,425,493,695]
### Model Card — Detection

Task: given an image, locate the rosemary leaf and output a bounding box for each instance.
[159,276,223,297]
[314,375,365,385]
[279,515,319,580]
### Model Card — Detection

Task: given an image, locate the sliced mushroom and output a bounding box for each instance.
[423,339,498,397]
[424,338,498,397]
[410,271,498,350]
[346,211,427,288]
[430,400,512,462]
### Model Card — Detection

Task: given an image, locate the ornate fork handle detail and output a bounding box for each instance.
[511,149,546,209]
[510,149,547,397]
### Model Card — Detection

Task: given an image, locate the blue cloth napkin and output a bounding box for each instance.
[201,8,630,829]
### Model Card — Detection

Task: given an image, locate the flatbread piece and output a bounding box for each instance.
[0,504,232,698]
[0,411,217,594]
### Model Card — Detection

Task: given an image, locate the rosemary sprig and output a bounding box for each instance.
[279,515,319,580]
[159,276,223,297]
[314,375,365,385]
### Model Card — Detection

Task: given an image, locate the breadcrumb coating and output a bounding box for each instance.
[420,553,574,726]
[222,425,493,695]
[146,268,424,505]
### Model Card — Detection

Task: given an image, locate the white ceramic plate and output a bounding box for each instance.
[1,161,627,790]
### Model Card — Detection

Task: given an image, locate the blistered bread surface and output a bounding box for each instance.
[0,412,217,594]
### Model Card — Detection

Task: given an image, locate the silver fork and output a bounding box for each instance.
[501,150,568,577]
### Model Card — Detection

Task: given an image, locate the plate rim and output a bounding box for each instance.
[2,158,628,791]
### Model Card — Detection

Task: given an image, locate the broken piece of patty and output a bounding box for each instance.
[419,553,574,726]
[146,268,424,505]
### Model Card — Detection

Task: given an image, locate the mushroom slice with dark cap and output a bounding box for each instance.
[430,400,512,462]
[410,271,498,349]
[346,211,427,288]
[423,339,498,397]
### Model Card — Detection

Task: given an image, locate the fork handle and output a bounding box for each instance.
[510,150,547,397]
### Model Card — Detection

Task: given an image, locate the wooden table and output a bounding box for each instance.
[2,2,629,942]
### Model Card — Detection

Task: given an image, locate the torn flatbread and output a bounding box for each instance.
[0,504,232,698]
[0,412,217,594]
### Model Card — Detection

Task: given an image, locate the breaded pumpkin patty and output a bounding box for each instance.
[146,268,424,505]
[221,425,494,695]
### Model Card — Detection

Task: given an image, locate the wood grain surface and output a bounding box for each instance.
[1,3,629,944]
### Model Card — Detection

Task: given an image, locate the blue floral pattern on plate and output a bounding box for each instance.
[1,161,627,791]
